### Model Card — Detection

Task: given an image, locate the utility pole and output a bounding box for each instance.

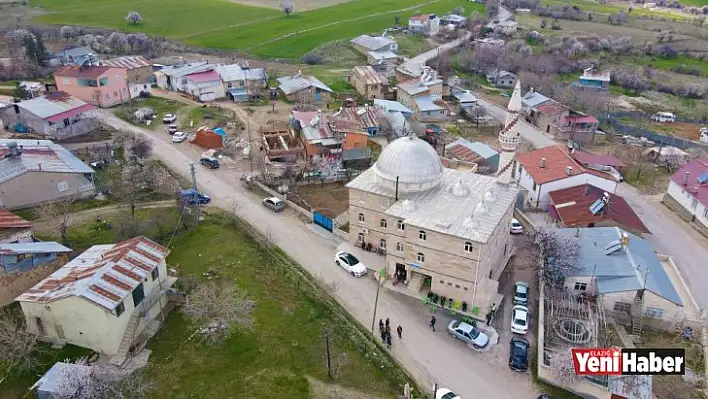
[189,163,201,223]
[247,105,253,173]
[325,329,332,379]
[125,78,133,110]
[370,269,384,333]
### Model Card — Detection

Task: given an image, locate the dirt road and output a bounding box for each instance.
[97,109,537,398]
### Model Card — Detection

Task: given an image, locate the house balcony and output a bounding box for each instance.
[137,276,178,317]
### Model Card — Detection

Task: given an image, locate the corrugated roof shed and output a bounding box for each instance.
[277,74,332,95]
[159,62,211,78]
[374,99,413,115]
[35,362,93,396]
[445,139,497,162]
[415,95,448,112]
[184,70,221,83]
[572,151,624,168]
[0,242,71,255]
[352,66,386,86]
[350,35,396,52]
[521,91,551,108]
[13,92,94,122]
[215,64,267,82]
[343,147,372,161]
[16,236,169,310]
[55,65,110,79]
[0,209,31,229]
[101,55,151,69]
[557,226,681,305]
[0,139,94,184]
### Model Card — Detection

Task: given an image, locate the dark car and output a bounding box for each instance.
[509,337,530,372]
[179,189,211,205]
[200,157,219,169]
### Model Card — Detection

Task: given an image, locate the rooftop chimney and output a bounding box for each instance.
[583,185,589,196]
[565,166,573,176]
[683,172,690,186]
[621,232,629,249]
[5,141,22,158]
[539,157,546,168]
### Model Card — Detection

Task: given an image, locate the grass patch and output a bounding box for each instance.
[623,164,671,194]
[395,34,434,58]
[114,96,183,130]
[304,40,367,66]
[141,216,404,398]
[181,106,236,129]
[631,54,708,76]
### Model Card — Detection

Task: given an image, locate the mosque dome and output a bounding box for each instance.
[373,136,444,192]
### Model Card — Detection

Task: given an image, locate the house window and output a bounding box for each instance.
[63,118,70,127]
[357,233,364,243]
[703,208,708,219]
[56,181,69,192]
[379,239,386,249]
[380,197,390,209]
[151,267,159,281]
[419,230,426,241]
[380,219,387,228]
[416,252,425,262]
[227,82,233,88]
[645,307,664,319]
[574,282,587,291]
[122,87,127,94]
[92,94,98,101]
[397,220,405,231]
[532,181,537,191]
[691,198,698,209]
[358,213,365,222]
[132,283,145,307]
[396,242,404,252]
[16,253,31,262]
[464,242,473,253]
[613,302,631,313]
[115,302,125,317]
[63,78,69,85]
[105,93,109,100]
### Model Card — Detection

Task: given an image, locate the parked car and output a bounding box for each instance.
[333,251,367,277]
[172,132,187,143]
[510,218,524,234]
[200,157,220,169]
[511,305,529,335]
[163,114,177,123]
[447,319,490,348]
[262,196,285,212]
[179,189,211,204]
[513,281,529,306]
[167,124,179,134]
[651,112,675,123]
[509,337,530,371]
[435,387,461,399]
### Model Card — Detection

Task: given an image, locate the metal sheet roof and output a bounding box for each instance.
[0,242,71,255]
[670,159,708,209]
[185,70,221,83]
[351,35,396,52]
[16,236,169,310]
[0,208,31,229]
[36,362,93,395]
[415,95,448,112]
[352,66,387,86]
[0,139,94,184]
[277,74,332,95]
[348,167,518,243]
[374,99,412,115]
[556,226,682,305]
[11,92,93,120]
[521,91,551,108]
[451,88,477,104]
[446,139,497,161]
[101,55,151,69]
[159,61,211,77]
[215,64,267,82]
[55,65,111,79]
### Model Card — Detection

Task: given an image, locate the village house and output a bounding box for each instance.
[412,95,451,122]
[0,92,97,140]
[408,14,440,36]
[573,65,611,91]
[351,35,399,63]
[0,140,95,210]
[396,67,442,112]
[19,81,48,98]
[559,227,699,332]
[515,145,618,210]
[182,69,225,102]
[474,37,505,47]
[277,72,333,103]
[0,242,72,274]
[214,64,268,102]
[289,110,368,159]
[374,99,413,138]
[331,104,384,136]
[16,237,177,366]
[444,138,499,173]
[547,184,649,235]
[260,124,305,164]
[349,66,389,100]
[153,61,212,92]
[556,114,601,144]
[571,150,624,182]
[486,70,517,88]
[494,20,519,35]
[450,87,478,112]
[101,55,153,98]
[54,65,129,108]
[520,91,569,134]
[342,147,373,170]
[0,208,33,244]
[440,14,468,28]
[59,47,96,66]
[663,159,708,234]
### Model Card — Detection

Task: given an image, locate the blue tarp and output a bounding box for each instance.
[212,127,226,137]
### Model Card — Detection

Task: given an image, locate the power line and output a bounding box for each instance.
[190,163,201,223]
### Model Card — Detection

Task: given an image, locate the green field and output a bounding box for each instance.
[33,0,482,58]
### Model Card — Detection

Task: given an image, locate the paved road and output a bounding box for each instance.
[404,32,472,68]
[477,95,708,308]
[99,110,537,398]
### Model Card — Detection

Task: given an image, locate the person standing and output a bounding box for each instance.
[397,325,403,339]
[430,316,436,332]
[485,312,492,326]
[385,318,390,328]
[379,319,384,333]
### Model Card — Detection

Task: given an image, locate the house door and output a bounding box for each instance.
[315,88,321,101]
[546,125,550,133]
[56,325,66,340]
[132,283,145,307]
[395,263,407,282]
[35,317,46,335]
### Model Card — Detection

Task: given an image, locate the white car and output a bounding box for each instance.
[511,305,529,335]
[334,251,367,277]
[510,218,524,234]
[447,319,490,348]
[435,387,461,399]
[172,132,187,143]
[163,114,177,123]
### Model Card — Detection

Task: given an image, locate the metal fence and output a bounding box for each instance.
[601,114,708,150]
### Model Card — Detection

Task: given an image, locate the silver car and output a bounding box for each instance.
[447,320,490,348]
[513,281,529,306]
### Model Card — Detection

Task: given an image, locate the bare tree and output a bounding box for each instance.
[38,195,78,244]
[466,105,488,127]
[549,349,583,387]
[52,364,153,399]
[116,160,178,217]
[128,134,153,160]
[181,281,256,343]
[531,228,580,286]
[0,308,43,380]
[280,0,295,16]
[125,11,143,25]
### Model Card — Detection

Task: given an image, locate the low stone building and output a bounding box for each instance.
[349,66,389,100]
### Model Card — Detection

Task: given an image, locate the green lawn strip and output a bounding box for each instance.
[180,106,235,130]
[249,0,480,58]
[630,54,708,76]
[143,217,405,398]
[34,0,278,39]
[396,34,435,58]
[114,97,183,130]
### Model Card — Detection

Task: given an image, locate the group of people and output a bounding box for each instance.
[379,318,402,349]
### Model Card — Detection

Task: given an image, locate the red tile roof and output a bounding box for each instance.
[517,145,585,184]
[0,209,32,229]
[410,14,435,21]
[572,151,624,168]
[446,144,484,164]
[184,70,220,83]
[55,65,111,79]
[670,159,708,208]
[548,184,649,234]
[536,101,566,116]
[565,115,598,124]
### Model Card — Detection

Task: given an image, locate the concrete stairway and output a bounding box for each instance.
[631,294,644,336]
[110,312,141,367]
[407,272,424,295]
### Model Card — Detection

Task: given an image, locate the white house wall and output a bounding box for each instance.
[667,180,708,227]
[518,167,617,210]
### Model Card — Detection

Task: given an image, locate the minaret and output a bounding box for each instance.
[496,80,522,184]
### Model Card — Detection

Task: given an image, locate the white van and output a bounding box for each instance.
[651,112,676,123]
